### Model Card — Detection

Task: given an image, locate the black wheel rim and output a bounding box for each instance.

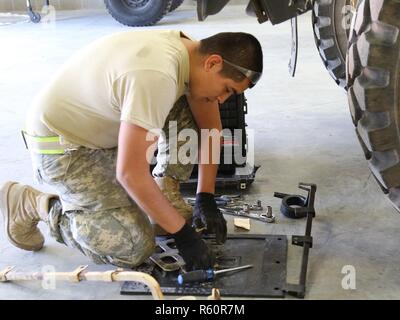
[122,0,150,9]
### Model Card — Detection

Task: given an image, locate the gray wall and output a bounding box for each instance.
[1,0,106,11]
[0,0,247,12]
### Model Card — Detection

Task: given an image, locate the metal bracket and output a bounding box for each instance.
[292,235,313,248]
[0,266,15,282]
[274,182,316,219]
[101,268,124,282]
[281,182,317,299]
[68,265,88,282]
[149,239,186,272]
[284,283,306,299]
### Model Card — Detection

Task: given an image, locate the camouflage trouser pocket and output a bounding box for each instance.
[31,152,74,202]
[32,148,132,212]
[59,206,155,268]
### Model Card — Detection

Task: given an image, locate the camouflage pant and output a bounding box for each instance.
[32,96,198,268]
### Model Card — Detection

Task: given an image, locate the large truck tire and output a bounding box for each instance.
[313,0,357,87]
[169,0,185,12]
[104,0,172,27]
[346,0,400,210]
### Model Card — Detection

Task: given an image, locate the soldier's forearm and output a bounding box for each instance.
[197,130,220,194]
[197,162,218,194]
[119,172,186,234]
[187,97,222,195]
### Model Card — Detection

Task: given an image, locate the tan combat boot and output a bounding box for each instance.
[153,176,193,235]
[0,181,56,251]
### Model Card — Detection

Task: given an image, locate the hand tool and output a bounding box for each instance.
[186,196,275,223]
[219,205,275,223]
[177,264,253,285]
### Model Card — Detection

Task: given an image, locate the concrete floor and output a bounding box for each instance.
[0,4,399,300]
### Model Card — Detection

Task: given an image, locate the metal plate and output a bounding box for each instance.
[121,234,288,298]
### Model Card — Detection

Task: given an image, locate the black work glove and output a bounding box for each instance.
[192,192,227,244]
[172,223,215,271]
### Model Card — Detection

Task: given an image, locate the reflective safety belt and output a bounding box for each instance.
[21,131,67,155]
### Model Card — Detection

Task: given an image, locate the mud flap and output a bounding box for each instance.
[196,0,230,21]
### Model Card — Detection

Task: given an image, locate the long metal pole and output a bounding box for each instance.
[0,266,164,300]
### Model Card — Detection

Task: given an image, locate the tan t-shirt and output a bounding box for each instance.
[25,30,191,149]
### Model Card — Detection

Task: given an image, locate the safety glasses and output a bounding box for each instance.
[223,59,262,87]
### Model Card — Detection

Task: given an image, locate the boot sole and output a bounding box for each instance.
[0,181,43,251]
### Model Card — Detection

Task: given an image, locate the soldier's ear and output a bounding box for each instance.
[204,54,223,72]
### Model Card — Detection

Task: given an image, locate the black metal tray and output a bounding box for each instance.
[121,234,287,298]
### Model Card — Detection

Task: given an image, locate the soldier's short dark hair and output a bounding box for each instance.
[199,32,263,86]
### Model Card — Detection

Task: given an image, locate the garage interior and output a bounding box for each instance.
[0,0,399,300]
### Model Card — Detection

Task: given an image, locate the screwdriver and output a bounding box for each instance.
[177,264,253,285]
